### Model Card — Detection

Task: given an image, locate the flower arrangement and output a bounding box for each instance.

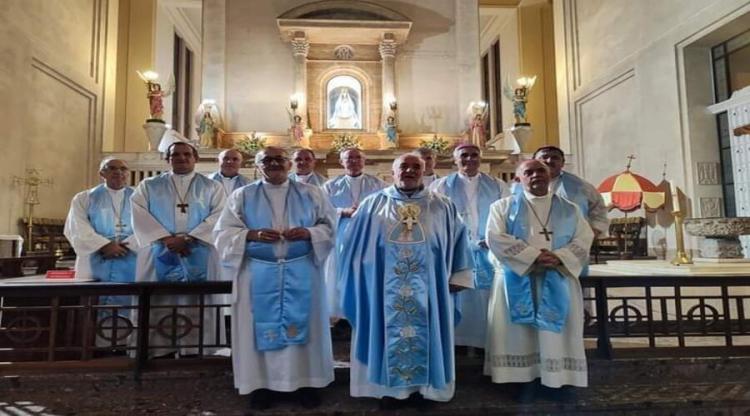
[420,134,451,155]
[234,132,266,154]
[331,133,362,153]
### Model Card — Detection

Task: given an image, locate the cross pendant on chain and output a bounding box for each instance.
[177,203,189,213]
[539,227,553,241]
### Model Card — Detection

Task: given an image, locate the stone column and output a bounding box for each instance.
[290,33,310,124]
[379,34,397,126]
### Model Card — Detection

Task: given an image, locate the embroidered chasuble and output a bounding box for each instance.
[214,179,335,395]
[339,186,473,401]
[484,191,593,388]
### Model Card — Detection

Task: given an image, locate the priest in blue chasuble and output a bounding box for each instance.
[214,147,336,410]
[484,160,593,402]
[339,153,474,406]
[64,158,141,322]
[430,143,508,349]
[131,142,226,357]
[323,148,385,318]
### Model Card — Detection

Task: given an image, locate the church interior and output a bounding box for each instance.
[1,0,750,414]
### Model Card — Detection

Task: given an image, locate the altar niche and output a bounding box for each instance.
[327,75,363,130]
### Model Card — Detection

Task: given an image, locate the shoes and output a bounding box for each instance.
[248,389,274,410]
[408,393,437,412]
[513,379,540,403]
[297,387,321,409]
[379,396,406,410]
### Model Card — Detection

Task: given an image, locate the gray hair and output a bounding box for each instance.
[392,152,426,172]
[254,146,288,165]
[292,148,316,159]
[217,148,243,162]
[452,144,482,160]
[99,157,127,172]
[339,147,364,160]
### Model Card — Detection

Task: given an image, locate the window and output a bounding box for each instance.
[711,30,750,217]
[326,75,363,130]
[172,33,194,137]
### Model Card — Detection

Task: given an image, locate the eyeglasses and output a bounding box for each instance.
[259,156,289,165]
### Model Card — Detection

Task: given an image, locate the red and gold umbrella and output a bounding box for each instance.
[597,157,665,213]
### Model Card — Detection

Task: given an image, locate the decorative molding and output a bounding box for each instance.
[162,1,202,55]
[31,57,97,179]
[573,68,635,177]
[291,38,310,57]
[334,45,354,60]
[700,197,723,218]
[379,40,397,58]
[696,162,721,185]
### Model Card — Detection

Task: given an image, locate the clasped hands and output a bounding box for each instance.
[248,227,311,243]
[339,204,358,218]
[535,249,561,268]
[100,241,130,259]
[160,234,193,256]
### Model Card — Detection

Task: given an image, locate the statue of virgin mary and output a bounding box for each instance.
[328,88,361,129]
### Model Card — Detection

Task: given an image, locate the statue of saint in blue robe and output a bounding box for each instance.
[339,185,474,401]
[322,173,385,317]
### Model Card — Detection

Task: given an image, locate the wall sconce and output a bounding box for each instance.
[516,76,537,89]
[137,70,160,82]
[290,94,299,111]
[389,100,398,111]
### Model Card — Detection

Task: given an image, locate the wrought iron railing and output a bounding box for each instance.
[1,276,749,379]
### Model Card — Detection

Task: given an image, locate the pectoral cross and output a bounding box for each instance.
[539,227,553,241]
[177,203,189,213]
[114,221,126,241]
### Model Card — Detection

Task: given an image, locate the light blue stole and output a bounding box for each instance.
[440,173,504,289]
[504,192,578,333]
[556,172,589,217]
[241,180,317,351]
[145,173,212,282]
[87,185,137,309]
[288,171,327,187]
[209,171,250,193]
[326,174,383,235]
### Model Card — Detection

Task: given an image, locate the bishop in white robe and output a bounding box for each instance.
[64,158,141,323]
[322,148,385,318]
[430,143,508,348]
[214,147,335,410]
[484,160,593,401]
[289,148,327,187]
[209,149,251,196]
[131,142,226,357]
[340,153,473,406]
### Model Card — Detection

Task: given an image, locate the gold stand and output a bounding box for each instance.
[13,168,53,252]
[670,212,692,265]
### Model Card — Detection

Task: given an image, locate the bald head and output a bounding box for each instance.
[516,159,550,196]
[218,149,243,178]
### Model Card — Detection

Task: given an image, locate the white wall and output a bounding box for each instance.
[554,0,750,254]
[0,0,117,234]
[479,8,520,133]
[206,0,480,134]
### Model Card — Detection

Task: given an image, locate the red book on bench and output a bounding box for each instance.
[45,270,76,279]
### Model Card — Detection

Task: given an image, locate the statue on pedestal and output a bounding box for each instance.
[194,100,223,149]
[137,71,174,151]
[464,101,487,147]
[503,76,536,126]
[288,110,311,148]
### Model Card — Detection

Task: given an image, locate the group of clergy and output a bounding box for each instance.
[64,140,608,410]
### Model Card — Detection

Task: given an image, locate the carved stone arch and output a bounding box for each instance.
[278,0,410,22]
[315,66,376,132]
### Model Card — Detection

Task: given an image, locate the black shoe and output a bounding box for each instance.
[409,393,437,412]
[379,396,405,410]
[248,389,274,410]
[297,387,321,409]
[513,380,540,404]
[541,385,577,403]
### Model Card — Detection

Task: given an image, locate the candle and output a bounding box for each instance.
[670,180,681,214]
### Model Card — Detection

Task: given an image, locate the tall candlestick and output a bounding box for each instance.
[670,180,681,213]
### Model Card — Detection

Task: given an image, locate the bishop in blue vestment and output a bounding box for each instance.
[340,153,473,404]
[431,143,508,348]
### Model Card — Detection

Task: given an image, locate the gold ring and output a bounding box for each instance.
[258,231,264,239]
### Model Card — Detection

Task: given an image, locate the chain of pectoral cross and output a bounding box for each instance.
[110,192,126,241]
[171,175,196,214]
[525,199,553,241]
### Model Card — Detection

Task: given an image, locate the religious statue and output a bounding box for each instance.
[503,76,536,126]
[464,101,488,147]
[328,88,360,129]
[287,110,311,148]
[379,113,399,150]
[136,71,174,121]
[194,100,223,148]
